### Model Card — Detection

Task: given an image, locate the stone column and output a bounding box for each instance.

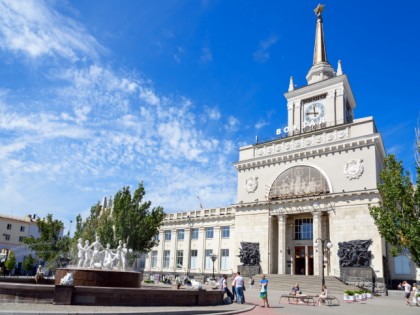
[185,228,191,273]
[313,212,322,276]
[277,214,287,274]
[199,227,206,273]
[171,228,177,272]
[214,226,221,275]
[159,230,165,271]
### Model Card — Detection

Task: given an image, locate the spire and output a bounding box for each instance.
[288,76,294,91]
[306,4,335,84]
[313,4,327,64]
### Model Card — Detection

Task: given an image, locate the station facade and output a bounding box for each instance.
[144,5,419,285]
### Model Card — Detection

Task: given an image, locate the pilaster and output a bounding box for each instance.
[277,214,287,274]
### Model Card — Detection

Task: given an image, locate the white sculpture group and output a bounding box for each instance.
[77,236,132,271]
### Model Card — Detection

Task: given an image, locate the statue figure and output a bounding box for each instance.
[89,236,104,269]
[238,242,261,266]
[102,243,114,269]
[113,240,123,270]
[83,240,92,268]
[337,239,373,267]
[121,243,133,271]
[77,238,85,268]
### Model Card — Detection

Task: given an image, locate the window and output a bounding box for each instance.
[394,254,411,275]
[205,249,213,270]
[20,226,25,232]
[294,218,313,240]
[191,228,199,240]
[153,233,160,242]
[164,230,171,241]
[151,251,158,268]
[177,229,184,241]
[6,224,11,230]
[19,236,25,242]
[176,250,183,268]
[221,226,230,238]
[220,249,229,270]
[5,234,10,241]
[163,250,170,268]
[206,227,214,239]
[190,250,198,269]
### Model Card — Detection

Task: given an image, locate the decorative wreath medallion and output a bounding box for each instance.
[244,176,258,193]
[344,159,364,180]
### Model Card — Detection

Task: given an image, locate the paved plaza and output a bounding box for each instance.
[1,288,419,315]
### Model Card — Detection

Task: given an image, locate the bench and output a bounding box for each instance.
[319,295,340,306]
[280,294,316,306]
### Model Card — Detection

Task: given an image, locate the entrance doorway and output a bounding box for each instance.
[294,246,314,275]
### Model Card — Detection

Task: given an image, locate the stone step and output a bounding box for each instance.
[243,274,360,295]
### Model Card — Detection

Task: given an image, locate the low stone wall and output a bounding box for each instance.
[0,283,54,304]
[0,283,224,307]
[55,268,142,288]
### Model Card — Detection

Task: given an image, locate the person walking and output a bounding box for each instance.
[260,274,269,307]
[411,283,419,306]
[399,281,412,305]
[230,273,237,302]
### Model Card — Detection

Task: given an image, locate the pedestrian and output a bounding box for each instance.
[230,273,237,302]
[222,275,234,303]
[411,283,419,306]
[249,276,254,290]
[398,281,411,305]
[234,271,245,304]
[260,274,269,307]
[318,284,328,305]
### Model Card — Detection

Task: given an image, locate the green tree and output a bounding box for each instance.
[369,154,420,265]
[77,181,165,253]
[22,254,36,275]
[4,251,16,274]
[24,214,70,269]
[113,182,165,252]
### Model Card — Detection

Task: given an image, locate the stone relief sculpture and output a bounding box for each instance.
[337,239,372,267]
[75,238,133,271]
[238,242,261,266]
[245,176,258,193]
[344,159,364,180]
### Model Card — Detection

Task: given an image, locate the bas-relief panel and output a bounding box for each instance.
[269,165,329,200]
[255,127,349,158]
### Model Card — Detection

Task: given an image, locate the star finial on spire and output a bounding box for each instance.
[314,4,325,17]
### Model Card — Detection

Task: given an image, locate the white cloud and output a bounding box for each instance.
[0,0,103,61]
[255,120,269,130]
[0,0,240,224]
[199,46,213,63]
[253,34,278,63]
[225,116,240,131]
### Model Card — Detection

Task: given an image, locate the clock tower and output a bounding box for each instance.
[285,4,355,136]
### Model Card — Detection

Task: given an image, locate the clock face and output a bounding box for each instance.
[304,102,325,123]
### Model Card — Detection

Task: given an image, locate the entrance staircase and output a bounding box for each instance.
[246,274,360,295]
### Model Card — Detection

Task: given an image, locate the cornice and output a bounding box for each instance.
[234,127,383,171]
[233,189,380,212]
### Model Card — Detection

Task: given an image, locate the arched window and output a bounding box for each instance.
[269,165,330,200]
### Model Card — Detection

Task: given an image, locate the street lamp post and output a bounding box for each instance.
[314,238,333,286]
[210,253,218,280]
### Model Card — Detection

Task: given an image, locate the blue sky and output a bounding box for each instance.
[0,0,419,234]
